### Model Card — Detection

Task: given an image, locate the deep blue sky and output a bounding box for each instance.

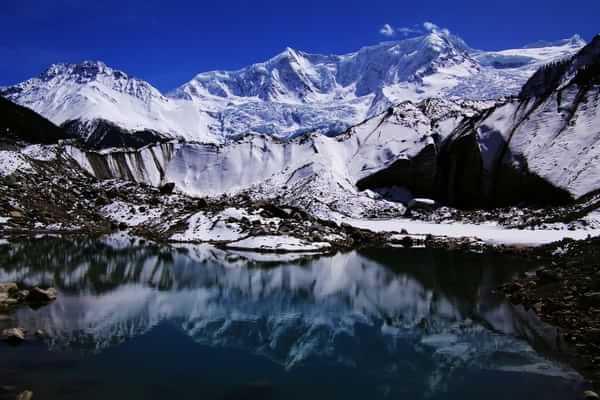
[1,0,598,91]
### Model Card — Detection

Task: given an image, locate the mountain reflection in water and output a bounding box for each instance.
[0,236,583,400]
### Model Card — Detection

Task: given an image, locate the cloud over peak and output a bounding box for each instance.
[379,24,395,37]
[379,21,452,38]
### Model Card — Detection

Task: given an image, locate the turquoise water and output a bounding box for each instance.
[0,237,584,399]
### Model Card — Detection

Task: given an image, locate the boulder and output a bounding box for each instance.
[16,390,33,400]
[14,290,29,301]
[25,287,58,303]
[0,283,18,294]
[159,182,175,195]
[536,268,561,284]
[8,210,24,218]
[584,391,600,400]
[1,328,25,343]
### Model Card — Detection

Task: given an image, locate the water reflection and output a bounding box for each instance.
[0,236,582,399]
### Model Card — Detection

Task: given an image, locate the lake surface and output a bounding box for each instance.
[0,236,585,399]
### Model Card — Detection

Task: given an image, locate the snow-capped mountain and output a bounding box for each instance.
[60,34,600,213]
[0,31,585,145]
[1,61,216,143]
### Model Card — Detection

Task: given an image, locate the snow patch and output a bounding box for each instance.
[100,201,162,227]
[225,235,331,252]
[342,216,600,246]
[0,151,33,176]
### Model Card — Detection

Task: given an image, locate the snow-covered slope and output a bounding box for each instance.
[68,98,489,217]
[1,32,585,144]
[1,61,216,143]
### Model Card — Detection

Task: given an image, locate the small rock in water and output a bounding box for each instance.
[16,390,33,400]
[584,391,600,400]
[15,290,29,301]
[25,287,57,303]
[0,283,18,294]
[1,328,25,343]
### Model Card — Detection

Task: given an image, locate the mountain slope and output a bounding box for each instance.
[1,33,585,144]
[1,61,216,144]
[66,98,490,217]
[437,35,600,206]
[0,95,72,144]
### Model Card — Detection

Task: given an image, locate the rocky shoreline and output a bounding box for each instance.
[0,283,57,400]
[0,283,57,341]
[500,237,600,393]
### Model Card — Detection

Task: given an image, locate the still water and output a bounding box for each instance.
[0,237,584,399]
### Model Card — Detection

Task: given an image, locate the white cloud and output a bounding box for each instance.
[378,21,452,40]
[423,21,439,32]
[397,26,422,37]
[379,24,395,37]
[422,22,451,36]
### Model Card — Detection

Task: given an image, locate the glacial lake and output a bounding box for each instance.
[0,236,586,399]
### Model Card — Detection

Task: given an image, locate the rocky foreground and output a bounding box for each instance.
[0,283,56,400]
[501,238,600,392]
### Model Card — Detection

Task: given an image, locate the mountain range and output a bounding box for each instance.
[1,30,586,145]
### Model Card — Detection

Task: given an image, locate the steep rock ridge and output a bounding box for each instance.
[65,142,177,187]
[62,118,170,150]
[0,96,72,144]
[438,35,600,207]
[1,33,583,142]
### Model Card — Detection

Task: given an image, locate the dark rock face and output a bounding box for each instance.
[0,96,72,144]
[358,121,571,209]
[435,121,485,208]
[356,142,438,198]
[159,182,176,195]
[62,118,169,150]
[436,119,572,208]
[76,142,176,185]
[492,153,572,207]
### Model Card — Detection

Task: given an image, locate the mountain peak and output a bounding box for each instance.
[270,46,304,64]
[417,30,471,54]
[522,34,586,49]
[38,60,129,84]
[520,35,600,99]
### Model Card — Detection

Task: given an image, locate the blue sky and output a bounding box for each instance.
[1,0,598,91]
